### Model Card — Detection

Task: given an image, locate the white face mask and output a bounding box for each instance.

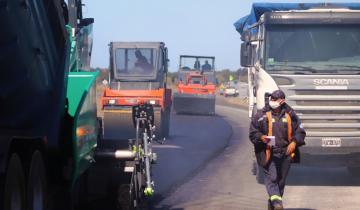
[269,101,281,109]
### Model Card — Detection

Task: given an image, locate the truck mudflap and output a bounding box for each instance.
[173,93,215,115]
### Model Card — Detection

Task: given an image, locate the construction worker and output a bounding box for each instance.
[201,60,212,71]
[134,50,153,73]
[249,90,306,210]
[193,59,200,70]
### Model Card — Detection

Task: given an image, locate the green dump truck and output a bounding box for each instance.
[0,1,98,209]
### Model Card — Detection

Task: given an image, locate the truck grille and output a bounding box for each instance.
[296,101,360,106]
[276,75,360,138]
[295,90,360,95]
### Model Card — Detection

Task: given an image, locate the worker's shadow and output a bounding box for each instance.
[286,209,316,210]
[285,164,360,187]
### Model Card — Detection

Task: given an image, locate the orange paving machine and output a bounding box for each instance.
[101,42,172,143]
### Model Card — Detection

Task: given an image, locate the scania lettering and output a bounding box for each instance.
[313,79,350,86]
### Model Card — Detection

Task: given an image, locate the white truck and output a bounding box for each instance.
[224,86,239,97]
[235,3,360,178]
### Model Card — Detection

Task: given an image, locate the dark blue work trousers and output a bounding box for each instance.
[263,153,292,198]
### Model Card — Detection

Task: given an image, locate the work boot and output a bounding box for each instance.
[272,200,284,210]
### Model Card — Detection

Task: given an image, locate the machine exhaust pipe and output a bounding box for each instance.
[96,150,135,160]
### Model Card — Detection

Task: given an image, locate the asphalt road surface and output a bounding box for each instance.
[152,111,232,201]
[155,105,360,210]
[85,108,232,210]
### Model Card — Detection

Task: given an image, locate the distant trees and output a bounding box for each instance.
[215,68,247,84]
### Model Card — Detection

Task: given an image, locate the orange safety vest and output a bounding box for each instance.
[265,111,294,164]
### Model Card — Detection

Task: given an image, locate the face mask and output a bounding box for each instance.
[269,101,281,109]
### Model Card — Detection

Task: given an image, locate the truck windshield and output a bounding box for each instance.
[180,57,215,71]
[265,25,360,74]
[114,48,156,77]
[76,24,93,71]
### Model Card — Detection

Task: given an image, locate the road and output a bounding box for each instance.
[155,104,360,210]
[152,111,232,201]
[86,107,232,210]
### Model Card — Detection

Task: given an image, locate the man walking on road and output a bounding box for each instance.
[249,90,306,210]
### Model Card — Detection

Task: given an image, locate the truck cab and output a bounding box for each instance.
[235,3,360,172]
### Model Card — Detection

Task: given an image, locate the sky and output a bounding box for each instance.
[83,0,354,72]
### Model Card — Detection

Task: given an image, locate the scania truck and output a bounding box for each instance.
[234,3,360,177]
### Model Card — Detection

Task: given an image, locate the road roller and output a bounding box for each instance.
[173,55,216,115]
[101,42,172,143]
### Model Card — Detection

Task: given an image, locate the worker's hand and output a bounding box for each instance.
[260,135,269,144]
[279,99,286,105]
[286,141,297,155]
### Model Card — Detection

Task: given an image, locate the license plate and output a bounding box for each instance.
[322,138,341,147]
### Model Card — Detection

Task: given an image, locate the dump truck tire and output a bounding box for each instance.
[163,108,171,138]
[117,184,132,210]
[154,107,171,140]
[154,109,164,140]
[4,154,26,210]
[117,170,143,210]
[27,151,47,210]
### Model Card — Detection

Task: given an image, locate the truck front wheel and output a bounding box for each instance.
[27,151,47,210]
[163,108,171,138]
[4,154,26,210]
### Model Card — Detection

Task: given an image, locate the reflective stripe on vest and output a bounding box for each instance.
[265,111,293,164]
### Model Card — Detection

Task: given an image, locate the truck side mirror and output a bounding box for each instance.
[79,18,94,27]
[241,42,253,67]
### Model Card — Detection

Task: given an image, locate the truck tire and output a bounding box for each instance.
[163,108,171,138]
[117,172,139,210]
[117,184,135,210]
[155,110,165,141]
[27,151,47,210]
[4,154,26,210]
[116,168,152,210]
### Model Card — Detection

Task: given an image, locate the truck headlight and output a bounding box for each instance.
[149,100,156,105]
[109,99,116,105]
